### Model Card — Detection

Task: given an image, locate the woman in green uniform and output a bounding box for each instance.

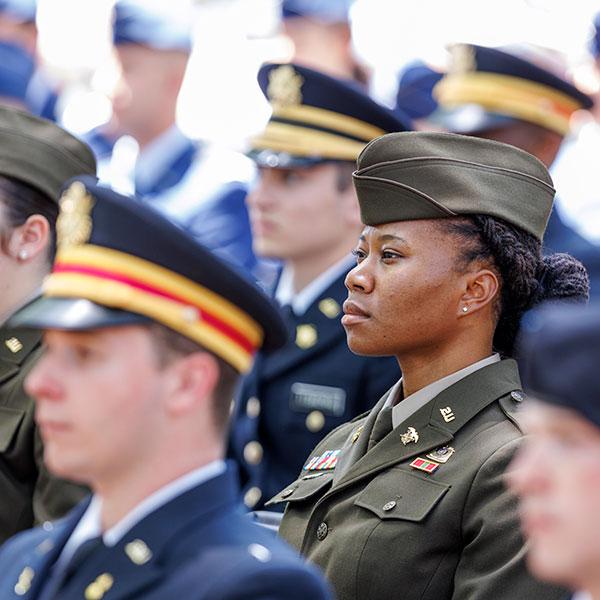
[0,106,95,541]
[267,131,585,600]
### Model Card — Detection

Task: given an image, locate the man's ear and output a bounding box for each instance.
[164,351,220,416]
[457,267,499,318]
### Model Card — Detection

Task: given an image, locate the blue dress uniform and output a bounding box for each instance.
[229,62,410,510]
[0,178,332,600]
[432,42,600,299]
[0,463,332,600]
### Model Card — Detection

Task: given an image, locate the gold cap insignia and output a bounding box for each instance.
[400,426,419,446]
[124,539,153,565]
[449,44,476,74]
[14,567,34,596]
[267,65,304,109]
[85,573,114,600]
[319,298,341,319]
[295,324,317,349]
[56,181,95,250]
[5,337,23,354]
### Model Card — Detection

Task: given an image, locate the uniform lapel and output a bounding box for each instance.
[330,360,522,495]
[260,274,348,380]
[0,325,41,385]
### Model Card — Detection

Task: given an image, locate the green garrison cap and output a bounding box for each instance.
[353,131,555,241]
[0,106,96,200]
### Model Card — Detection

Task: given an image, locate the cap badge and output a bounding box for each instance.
[56,181,95,250]
[267,65,304,108]
[400,426,419,445]
[449,43,476,74]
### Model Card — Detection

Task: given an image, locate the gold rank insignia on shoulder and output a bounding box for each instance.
[14,567,34,596]
[318,298,341,319]
[410,457,439,474]
[5,337,23,353]
[304,449,341,471]
[125,538,153,565]
[400,426,419,445]
[296,324,317,349]
[351,425,364,444]
[56,181,95,250]
[426,446,455,464]
[85,573,113,600]
[267,64,304,108]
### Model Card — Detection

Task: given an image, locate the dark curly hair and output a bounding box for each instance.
[440,215,589,357]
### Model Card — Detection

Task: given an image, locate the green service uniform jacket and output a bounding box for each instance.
[269,359,567,600]
[0,325,87,543]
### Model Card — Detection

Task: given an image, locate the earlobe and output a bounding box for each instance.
[10,214,50,262]
[458,269,499,317]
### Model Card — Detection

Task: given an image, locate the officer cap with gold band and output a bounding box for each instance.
[432,43,593,136]
[250,62,412,168]
[353,131,555,241]
[10,177,287,374]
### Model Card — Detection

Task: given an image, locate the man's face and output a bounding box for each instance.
[245,162,359,262]
[25,326,169,487]
[507,402,600,591]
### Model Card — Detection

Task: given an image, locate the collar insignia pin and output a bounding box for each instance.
[5,337,23,353]
[400,426,419,445]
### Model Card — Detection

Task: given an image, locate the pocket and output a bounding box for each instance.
[265,471,333,506]
[354,468,450,522]
[0,406,26,453]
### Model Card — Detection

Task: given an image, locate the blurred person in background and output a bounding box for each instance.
[433,43,600,300]
[229,62,409,511]
[508,303,600,600]
[0,106,95,543]
[85,0,261,278]
[280,0,369,86]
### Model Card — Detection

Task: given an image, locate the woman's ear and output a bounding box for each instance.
[458,268,500,318]
[8,214,50,262]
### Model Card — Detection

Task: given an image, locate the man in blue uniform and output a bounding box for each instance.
[86,0,260,276]
[432,43,600,299]
[229,62,411,510]
[0,178,332,600]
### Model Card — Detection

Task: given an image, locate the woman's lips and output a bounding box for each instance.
[341,300,371,326]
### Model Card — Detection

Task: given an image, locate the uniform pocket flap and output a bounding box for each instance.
[265,471,334,506]
[0,406,26,452]
[355,468,450,522]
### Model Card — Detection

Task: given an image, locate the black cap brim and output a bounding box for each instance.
[8,297,151,331]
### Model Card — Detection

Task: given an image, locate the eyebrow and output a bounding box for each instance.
[358,233,408,244]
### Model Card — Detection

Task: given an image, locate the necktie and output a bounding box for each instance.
[367,406,394,451]
[38,536,105,600]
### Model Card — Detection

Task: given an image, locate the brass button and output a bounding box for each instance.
[246,396,261,418]
[281,488,295,498]
[382,501,396,512]
[243,441,263,465]
[316,522,328,541]
[511,391,524,402]
[305,410,325,432]
[244,486,262,508]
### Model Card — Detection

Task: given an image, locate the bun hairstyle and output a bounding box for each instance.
[442,215,589,357]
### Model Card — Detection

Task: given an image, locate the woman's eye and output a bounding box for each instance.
[351,248,367,263]
[381,250,402,261]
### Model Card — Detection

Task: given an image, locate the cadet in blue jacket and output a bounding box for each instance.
[0,178,332,600]
[229,62,411,510]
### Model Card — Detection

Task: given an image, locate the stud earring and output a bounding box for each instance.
[462,306,468,313]
[18,250,28,261]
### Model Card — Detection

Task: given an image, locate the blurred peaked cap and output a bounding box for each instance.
[250,62,412,168]
[433,43,593,136]
[0,0,36,22]
[281,0,353,23]
[395,60,443,120]
[0,41,33,102]
[9,177,287,374]
[518,303,600,428]
[353,131,555,241]
[0,105,96,200]
[113,0,192,52]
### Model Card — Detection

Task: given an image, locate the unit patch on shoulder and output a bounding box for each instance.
[303,449,341,471]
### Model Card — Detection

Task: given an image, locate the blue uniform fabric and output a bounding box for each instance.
[0,464,332,600]
[229,270,401,510]
[85,127,262,278]
[543,208,600,301]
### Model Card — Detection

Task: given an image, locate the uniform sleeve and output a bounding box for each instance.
[32,424,89,524]
[453,437,569,600]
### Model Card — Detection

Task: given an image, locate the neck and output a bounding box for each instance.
[288,243,352,294]
[0,265,45,324]
[96,446,222,530]
[398,336,494,398]
[135,118,176,151]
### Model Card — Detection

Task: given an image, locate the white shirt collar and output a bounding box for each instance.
[572,592,594,600]
[57,460,226,568]
[275,254,354,316]
[386,354,501,428]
